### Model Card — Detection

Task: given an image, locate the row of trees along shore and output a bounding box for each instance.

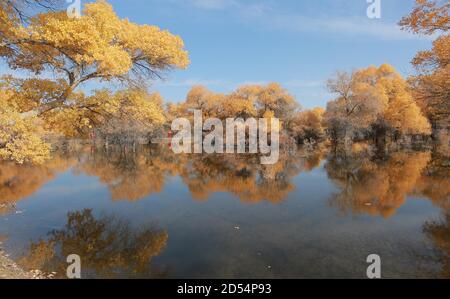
[0,0,448,164]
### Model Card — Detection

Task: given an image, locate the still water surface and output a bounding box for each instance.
[0,145,448,278]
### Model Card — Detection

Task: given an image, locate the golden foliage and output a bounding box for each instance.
[399,0,449,35]
[0,0,188,164]
[324,64,431,137]
[0,107,50,164]
[44,89,166,137]
[3,0,189,81]
[409,35,449,122]
[400,0,449,124]
[290,107,325,142]
[179,83,299,125]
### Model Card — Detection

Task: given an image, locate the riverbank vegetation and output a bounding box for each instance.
[0,0,448,165]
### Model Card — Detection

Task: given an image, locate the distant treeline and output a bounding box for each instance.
[0,0,448,164]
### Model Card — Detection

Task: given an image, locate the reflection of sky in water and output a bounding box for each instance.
[0,149,448,278]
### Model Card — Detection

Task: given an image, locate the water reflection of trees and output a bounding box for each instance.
[414,151,450,211]
[423,213,450,278]
[325,150,449,218]
[1,144,448,209]
[0,155,76,214]
[325,148,449,278]
[74,146,180,201]
[19,209,168,279]
[0,145,327,205]
[178,150,324,203]
[325,151,432,218]
[419,149,450,278]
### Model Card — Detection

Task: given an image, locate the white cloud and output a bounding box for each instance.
[177,0,270,16]
[175,0,432,40]
[269,14,432,41]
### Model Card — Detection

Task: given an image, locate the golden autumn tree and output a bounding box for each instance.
[221,85,258,119]
[184,85,226,119]
[0,107,50,164]
[289,108,325,144]
[44,89,166,139]
[0,87,50,164]
[400,0,449,130]
[377,64,432,135]
[252,83,299,120]
[399,0,449,34]
[324,64,431,145]
[0,1,63,22]
[181,83,298,123]
[1,0,189,114]
[0,0,189,163]
[1,0,62,57]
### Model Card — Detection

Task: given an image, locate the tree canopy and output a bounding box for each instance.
[0,0,189,163]
[400,0,449,124]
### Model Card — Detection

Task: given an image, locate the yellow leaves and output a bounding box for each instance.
[401,1,449,123]
[0,108,51,165]
[93,45,132,77]
[325,64,432,135]
[255,83,298,118]
[115,90,166,125]
[290,108,325,142]
[42,89,167,137]
[263,110,275,119]
[399,0,450,35]
[223,93,257,119]
[43,107,88,138]
[413,35,450,70]
[382,91,432,135]
[409,35,449,121]
[1,76,67,113]
[119,20,190,70]
[2,0,190,93]
[180,83,299,122]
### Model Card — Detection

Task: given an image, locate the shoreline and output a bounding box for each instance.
[0,241,50,279]
[0,247,32,279]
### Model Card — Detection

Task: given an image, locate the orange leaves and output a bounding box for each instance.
[399,0,450,35]
[409,35,449,121]
[1,0,190,120]
[400,1,449,123]
[0,107,51,164]
[289,108,325,143]
[0,1,188,164]
[13,0,190,78]
[325,64,431,136]
[181,83,299,122]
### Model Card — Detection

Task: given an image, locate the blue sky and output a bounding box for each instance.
[3,0,435,109]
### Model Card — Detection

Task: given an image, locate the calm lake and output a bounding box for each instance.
[0,144,448,279]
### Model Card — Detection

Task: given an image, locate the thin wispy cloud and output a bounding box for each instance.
[176,0,270,16]
[269,14,433,41]
[176,0,431,40]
